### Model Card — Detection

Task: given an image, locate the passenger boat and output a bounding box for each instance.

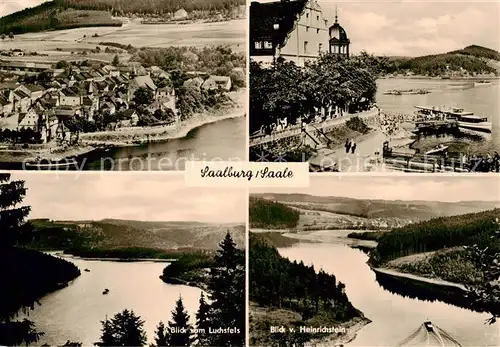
[396,321,463,346]
[473,80,491,87]
[414,106,491,134]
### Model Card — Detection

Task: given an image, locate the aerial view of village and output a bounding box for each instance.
[249,0,500,172]
[0,0,246,170]
[249,176,500,346]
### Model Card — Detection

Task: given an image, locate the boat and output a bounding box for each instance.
[425,145,448,155]
[414,106,491,134]
[24,158,78,170]
[456,115,492,134]
[473,80,491,87]
[396,321,463,346]
[102,288,109,295]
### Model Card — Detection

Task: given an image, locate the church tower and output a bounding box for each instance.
[329,6,350,56]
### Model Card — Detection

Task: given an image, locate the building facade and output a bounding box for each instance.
[250,0,350,67]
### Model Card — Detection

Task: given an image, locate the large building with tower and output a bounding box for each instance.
[250,0,350,67]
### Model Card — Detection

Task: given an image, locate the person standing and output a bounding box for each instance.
[345,139,351,153]
[351,142,357,154]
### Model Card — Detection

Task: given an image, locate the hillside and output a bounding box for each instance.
[252,193,500,221]
[382,45,500,77]
[0,0,246,35]
[28,218,245,251]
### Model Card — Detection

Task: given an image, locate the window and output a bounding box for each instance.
[304,41,308,53]
[317,15,319,21]
[264,41,272,49]
[306,26,309,32]
[319,43,322,52]
[306,13,309,18]
[317,28,320,34]
[254,41,262,49]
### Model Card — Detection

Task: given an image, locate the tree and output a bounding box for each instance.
[0,174,41,347]
[153,321,167,347]
[55,60,69,69]
[112,55,120,66]
[195,292,211,346]
[165,296,193,347]
[95,309,147,347]
[8,32,14,40]
[465,217,500,324]
[133,87,154,106]
[207,232,245,346]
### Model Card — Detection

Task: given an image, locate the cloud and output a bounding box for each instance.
[252,176,500,203]
[12,173,246,223]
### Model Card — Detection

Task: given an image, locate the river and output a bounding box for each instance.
[376,78,500,145]
[18,256,204,346]
[278,240,499,347]
[84,116,246,171]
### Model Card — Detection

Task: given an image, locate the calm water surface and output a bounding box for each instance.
[278,242,499,347]
[85,116,246,171]
[19,256,203,346]
[376,78,500,144]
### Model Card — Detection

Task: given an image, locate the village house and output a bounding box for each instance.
[12,89,31,113]
[128,75,157,103]
[202,75,232,92]
[59,87,82,106]
[250,0,350,67]
[183,77,204,90]
[0,94,13,117]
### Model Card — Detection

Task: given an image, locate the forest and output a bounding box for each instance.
[249,232,360,345]
[249,197,300,229]
[370,208,500,265]
[0,0,245,35]
[381,45,499,76]
[250,53,378,134]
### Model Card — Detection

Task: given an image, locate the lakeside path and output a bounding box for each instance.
[54,252,175,263]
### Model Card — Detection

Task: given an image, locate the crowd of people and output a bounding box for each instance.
[377,112,414,137]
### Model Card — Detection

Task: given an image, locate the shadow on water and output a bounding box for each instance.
[184,127,199,139]
[373,270,487,316]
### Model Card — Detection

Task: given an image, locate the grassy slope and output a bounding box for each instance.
[371,209,500,285]
[252,193,499,221]
[0,0,245,35]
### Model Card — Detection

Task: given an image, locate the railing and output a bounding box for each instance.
[249,108,379,146]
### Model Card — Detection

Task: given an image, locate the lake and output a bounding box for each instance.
[278,242,499,347]
[18,256,204,346]
[85,116,246,171]
[376,78,500,145]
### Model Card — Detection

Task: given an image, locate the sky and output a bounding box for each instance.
[0,0,49,17]
[9,172,247,223]
[252,176,500,202]
[258,0,500,56]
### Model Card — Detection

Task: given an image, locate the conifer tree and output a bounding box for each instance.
[154,321,167,347]
[165,296,193,347]
[0,173,41,346]
[195,292,211,346]
[207,231,245,346]
[96,309,147,346]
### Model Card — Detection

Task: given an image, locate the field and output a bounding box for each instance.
[3,18,246,53]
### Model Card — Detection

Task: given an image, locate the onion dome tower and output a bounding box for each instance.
[329,6,350,56]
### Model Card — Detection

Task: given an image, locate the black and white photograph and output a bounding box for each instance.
[0,0,246,171]
[249,0,500,172]
[0,172,246,346]
[249,176,500,346]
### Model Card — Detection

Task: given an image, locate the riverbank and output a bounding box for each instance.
[0,144,96,163]
[55,252,175,263]
[305,316,372,347]
[80,107,245,147]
